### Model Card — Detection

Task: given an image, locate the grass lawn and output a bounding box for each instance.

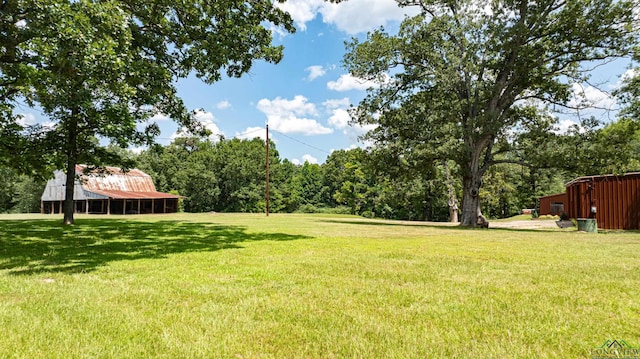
[0,213,638,358]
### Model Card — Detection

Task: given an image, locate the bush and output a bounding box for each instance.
[296,204,319,213]
[294,205,353,215]
[361,210,375,218]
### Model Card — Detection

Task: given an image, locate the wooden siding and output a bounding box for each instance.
[539,193,567,215]
[566,173,640,230]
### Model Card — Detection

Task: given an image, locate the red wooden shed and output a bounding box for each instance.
[539,192,567,216]
[565,173,640,230]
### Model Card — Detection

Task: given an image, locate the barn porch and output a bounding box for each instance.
[41,198,180,215]
[41,165,182,215]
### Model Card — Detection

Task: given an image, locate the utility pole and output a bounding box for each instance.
[265,124,270,216]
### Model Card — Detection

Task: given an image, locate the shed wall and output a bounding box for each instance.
[566,174,640,230]
[539,193,567,215]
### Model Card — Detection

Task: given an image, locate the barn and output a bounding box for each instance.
[41,165,182,215]
[539,173,640,230]
[565,173,640,230]
[539,192,567,216]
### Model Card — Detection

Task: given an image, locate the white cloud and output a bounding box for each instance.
[216,100,231,110]
[327,108,351,130]
[150,113,171,121]
[257,95,333,135]
[129,146,146,154]
[302,154,318,164]
[614,68,639,89]
[275,0,323,31]
[318,0,419,34]
[323,97,351,109]
[16,113,36,127]
[235,126,267,141]
[327,74,384,92]
[567,83,616,110]
[554,119,578,134]
[276,0,419,34]
[306,65,326,81]
[327,108,377,136]
[291,154,319,165]
[41,121,56,130]
[171,110,224,141]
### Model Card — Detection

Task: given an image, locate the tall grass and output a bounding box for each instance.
[0,213,638,358]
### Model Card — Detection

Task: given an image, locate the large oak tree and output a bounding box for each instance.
[1,0,294,224]
[344,0,638,226]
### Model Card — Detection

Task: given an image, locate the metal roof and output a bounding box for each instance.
[565,172,640,187]
[77,165,158,193]
[42,165,181,201]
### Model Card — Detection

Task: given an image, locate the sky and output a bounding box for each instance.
[15,0,633,165]
[162,0,421,165]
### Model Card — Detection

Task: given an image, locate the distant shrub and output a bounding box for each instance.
[361,210,375,218]
[560,212,569,221]
[296,204,319,213]
[324,206,353,215]
[294,205,353,215]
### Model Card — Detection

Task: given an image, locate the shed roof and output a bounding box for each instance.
[565,172,640,187]
[76,165,159,193]
[539,192,566,200]
[41,165,182,201]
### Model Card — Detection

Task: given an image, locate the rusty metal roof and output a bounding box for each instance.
[76,165,158,192]
[42,165,182,201]
[565,172,640,186]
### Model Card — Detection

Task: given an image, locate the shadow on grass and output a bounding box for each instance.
[0,219,310,276]
[316,219,566,233]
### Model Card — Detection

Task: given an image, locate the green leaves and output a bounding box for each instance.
[344,0,638,225]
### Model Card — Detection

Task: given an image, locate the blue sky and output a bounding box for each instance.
[159,0,420,165]
[16,0,633,165]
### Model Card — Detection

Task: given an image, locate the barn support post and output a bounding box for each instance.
[163,199,166,213]
[152,199,155,214]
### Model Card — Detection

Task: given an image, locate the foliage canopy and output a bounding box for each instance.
[344,0,638,226]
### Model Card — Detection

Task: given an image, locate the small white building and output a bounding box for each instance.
[41,165,182,214]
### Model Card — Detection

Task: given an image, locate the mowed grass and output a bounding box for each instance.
[0,213,638,358]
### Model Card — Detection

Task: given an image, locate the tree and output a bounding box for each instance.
[2,0,294,224]
[344,0,638,226]
[292,162,324,207]
[616,51,640,122]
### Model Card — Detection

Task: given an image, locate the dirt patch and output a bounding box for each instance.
[490,220,560,230]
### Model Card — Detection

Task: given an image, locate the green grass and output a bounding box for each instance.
[0,213,639,358]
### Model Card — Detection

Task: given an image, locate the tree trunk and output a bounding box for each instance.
[63,159,76,225]
[459,133,494,227]
[460,172,482,227]
[63,114,79,225]
[449,205,459,223]
[444,161,458,222]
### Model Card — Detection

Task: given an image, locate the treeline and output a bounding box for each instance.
[3,117,639,219]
